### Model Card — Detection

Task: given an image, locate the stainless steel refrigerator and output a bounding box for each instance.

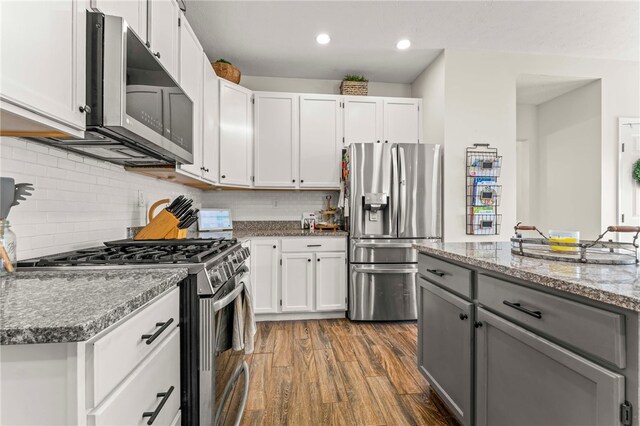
[347,142,441,321]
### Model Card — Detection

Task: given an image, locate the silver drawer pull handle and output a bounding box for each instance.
[503,300,542,319]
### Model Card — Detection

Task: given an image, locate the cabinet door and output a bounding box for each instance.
[254,93,298,188]
[92,0,147,40]
[250,240,279,314]
[177,15,203,176]
[315,252,346,311]
[343,97,383,145]
[476,307,625,426]
[148,0,180,78]
[281,253,313,312]
[299,95,342,188]
[201,56,219,184]
[0,0,86,135]
[418,278,473,425]
[383,98,421,144]
[219,80,253,186]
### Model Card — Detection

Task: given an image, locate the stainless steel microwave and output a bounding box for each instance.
[34,12,193,166]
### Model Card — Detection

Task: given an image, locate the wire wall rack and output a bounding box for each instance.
[466,144,502,235]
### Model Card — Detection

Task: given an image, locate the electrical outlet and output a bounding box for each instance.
[137,190,145,207]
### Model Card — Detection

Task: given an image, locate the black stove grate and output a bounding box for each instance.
[23,238,237,267]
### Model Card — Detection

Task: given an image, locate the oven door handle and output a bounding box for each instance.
[213,282,244,312]
[214,360,250,426]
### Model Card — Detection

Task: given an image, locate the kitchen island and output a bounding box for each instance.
[414,241,639,426]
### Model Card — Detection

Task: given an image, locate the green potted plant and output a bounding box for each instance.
[212,59,241,84]
[340,74,369,96]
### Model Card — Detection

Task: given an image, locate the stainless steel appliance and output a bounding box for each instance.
[31,12,193,166]
[348,142,441,321]
[18,238,251,426]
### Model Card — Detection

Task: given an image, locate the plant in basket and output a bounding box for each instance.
[340,74,369,96]
[212,59,241,84]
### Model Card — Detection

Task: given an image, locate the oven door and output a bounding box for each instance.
[213,269,250,426]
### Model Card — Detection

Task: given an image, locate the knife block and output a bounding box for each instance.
[133,209,187,240]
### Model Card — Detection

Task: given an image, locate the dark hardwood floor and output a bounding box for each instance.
[216,319,458,426]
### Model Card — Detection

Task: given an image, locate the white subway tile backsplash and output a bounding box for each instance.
[1,137,202,260]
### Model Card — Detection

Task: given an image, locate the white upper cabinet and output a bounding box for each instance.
[148,0,180,79]
[0,0,86,137]
[343,97,384,145]
[219,80,253,187]
[92,0,147,41]
[299,95,342,189]
[383,98,422,144]
[177,14,203,176]
[201,57,219,183]
[253,92,298,188]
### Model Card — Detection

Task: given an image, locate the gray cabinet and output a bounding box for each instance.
[418,277,473,425]
[475,307,625,426]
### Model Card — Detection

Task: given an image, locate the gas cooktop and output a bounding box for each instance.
[18,238,238,267]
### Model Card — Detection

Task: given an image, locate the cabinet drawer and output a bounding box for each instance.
[90,287,179,405]
[477,274,626,368]
[418,254,473,299]
[281,237,346,252]
[88,328,181,426]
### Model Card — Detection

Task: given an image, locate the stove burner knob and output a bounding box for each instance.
[211,269,223,285]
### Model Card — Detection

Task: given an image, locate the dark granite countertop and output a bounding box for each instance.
[0,268,188,345]
[414,241,640,312]
[194,220,348,240]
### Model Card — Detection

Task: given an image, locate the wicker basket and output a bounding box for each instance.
[212,62,241,84]
[340,80,368,96]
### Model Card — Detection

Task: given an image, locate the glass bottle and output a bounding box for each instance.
[0,220,17,274]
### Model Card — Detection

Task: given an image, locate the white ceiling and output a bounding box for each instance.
[186,1,639,84]
[516,74,598,105]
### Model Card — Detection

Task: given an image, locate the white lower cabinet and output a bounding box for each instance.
[315,252,347,311]
[250,239,280,313]
[281,252,314,312]
[250,237,347,317]
[88,328,181,426]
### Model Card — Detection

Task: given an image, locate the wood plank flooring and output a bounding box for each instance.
[218,319,459,426]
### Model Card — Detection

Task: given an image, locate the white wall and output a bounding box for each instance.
[241,75,412,97]
[413,50,639,242]
[536,80,602,237]
[201,190,338,221]
[0,137,202,260]
[516,104,537,224]
[411,52,445,146]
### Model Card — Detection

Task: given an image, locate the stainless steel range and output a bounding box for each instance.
[18,238,251,426]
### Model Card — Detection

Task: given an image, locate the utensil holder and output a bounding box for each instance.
[134,209,185,240]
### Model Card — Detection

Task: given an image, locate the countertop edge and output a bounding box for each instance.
[0,268,188,345]
[415,245,640,312]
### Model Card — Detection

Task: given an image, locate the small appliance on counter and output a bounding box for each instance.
[301,212,316,230]
[197,209,234,239]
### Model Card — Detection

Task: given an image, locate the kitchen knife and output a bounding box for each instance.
[173,200,193,218]
[167,195,184,213]
[178,208,194,222]
[178,215,198,229]
[170,197,189,214]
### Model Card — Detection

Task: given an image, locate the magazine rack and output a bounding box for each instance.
[466,144,502,235]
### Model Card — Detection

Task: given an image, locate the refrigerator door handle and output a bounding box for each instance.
[390,145,399,232]
[354,242,414,249]
[353,267,418,274]
[399,146,407,234]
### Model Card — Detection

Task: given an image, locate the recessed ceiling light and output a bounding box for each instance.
[396,39,411,50]
[316,33,331,45]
